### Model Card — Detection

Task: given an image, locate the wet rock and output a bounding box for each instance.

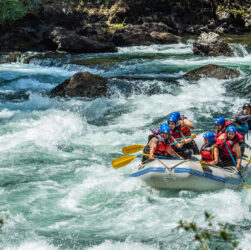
[3,51,22,63]
[76,23,113,43]
[150,31,179,44]
[50,72,108,98]
[112,23,179,46]
[21,51,67,64]
[183,64,240,80]
[215,26,225,34]
[216,11,232,22]
[193,32,233,56]
[50,27,117,53]
[244,14,251,28]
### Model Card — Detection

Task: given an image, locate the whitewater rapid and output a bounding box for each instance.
[0,41,250,249]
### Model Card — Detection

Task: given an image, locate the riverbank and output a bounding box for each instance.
[0,0,250,54]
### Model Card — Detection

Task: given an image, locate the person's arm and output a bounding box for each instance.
[167,147,184,160]
[233,143,242,170]
[234,112,251,124]
[183,118,194,130]
[218,133,226,142]
[178,118,194,130]
[170,136,183,148]
[209,147,219,165]
[148,138,158,160]
[179,134,196,144]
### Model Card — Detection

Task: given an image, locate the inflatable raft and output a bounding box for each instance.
[130,144,251,191]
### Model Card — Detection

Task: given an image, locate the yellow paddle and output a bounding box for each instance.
[122,134,196,155]
[112,155,140,169]
[122,145,145,155]
[242,157,251,162]
[112,153,179,169]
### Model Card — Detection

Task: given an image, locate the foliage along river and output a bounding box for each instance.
[0,36,251,249]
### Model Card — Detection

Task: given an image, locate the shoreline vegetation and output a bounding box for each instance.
[0,0,250,55]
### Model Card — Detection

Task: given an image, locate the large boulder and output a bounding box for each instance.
[193,32,233,56]
[183,64,240,80]
[50,72,108,98]
[50,27,117,53]
[112,23,179,46]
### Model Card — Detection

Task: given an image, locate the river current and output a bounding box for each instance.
[0,40,251,249]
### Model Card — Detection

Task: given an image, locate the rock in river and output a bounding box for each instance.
[50,72,108,98]
[193,32,233,57]
[183,64,240,80]
[50,27,117,53]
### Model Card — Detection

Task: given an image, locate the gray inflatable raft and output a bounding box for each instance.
[130,142,251,191]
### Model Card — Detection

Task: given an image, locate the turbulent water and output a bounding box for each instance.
[0,40,251,250]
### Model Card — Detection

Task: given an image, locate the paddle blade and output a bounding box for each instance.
[244,182,250,189]
[191,134,196,139]
[122,145,145,155]
[112,155,137,169]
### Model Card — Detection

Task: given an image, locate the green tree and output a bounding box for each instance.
[0,0,44,24]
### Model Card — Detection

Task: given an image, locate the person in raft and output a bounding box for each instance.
[167,114,196,159]
[143,123,184,161]
[214,117,232,138]
[215,126,244,170]
[200,132,219,166]
[233,103,251,137]
[170,111,200,154]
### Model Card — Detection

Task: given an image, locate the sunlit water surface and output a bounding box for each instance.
[0,41,251,249]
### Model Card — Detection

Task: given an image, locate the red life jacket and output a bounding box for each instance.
[200,144,214,162]
[144,134,171,156]
[155,141,171,156]
[181,126,191,136]
[170,127,182,139]
[216,133,243,158]
[215,121,233,138]
[170,127,183,149]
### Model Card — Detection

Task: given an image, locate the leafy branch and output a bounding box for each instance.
[176,212,239,250]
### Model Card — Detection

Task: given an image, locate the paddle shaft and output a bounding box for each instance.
[242,157,251,162]
[141,153,179,160]
[224,142,249,188]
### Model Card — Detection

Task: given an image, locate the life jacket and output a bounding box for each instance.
[181,126,191,136]
[200,144,214,162]
[216,133,243,159]
[144,134,171,156]
[170,127,182,139]
[155,141,171,156]
[215,121,233,138]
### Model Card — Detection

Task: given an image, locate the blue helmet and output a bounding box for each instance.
[170,112,181,121]
[168,115,179,126]
[214,117,225,127]
[226,125,237,133]
[160,123,171,134]
[203,132,215,145]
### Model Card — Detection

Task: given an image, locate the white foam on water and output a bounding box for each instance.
[0,43,250,249]
[10,78,53,90]
[0,108,16,118]
[0,63,75,76]
[0,108,83,153]
[85,238,158,250]
[118,43,193,55]
[3,240,58,250]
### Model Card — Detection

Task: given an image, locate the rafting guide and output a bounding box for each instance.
[113,107,251,191]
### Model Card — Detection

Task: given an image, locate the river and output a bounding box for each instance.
[0,39,250,249]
